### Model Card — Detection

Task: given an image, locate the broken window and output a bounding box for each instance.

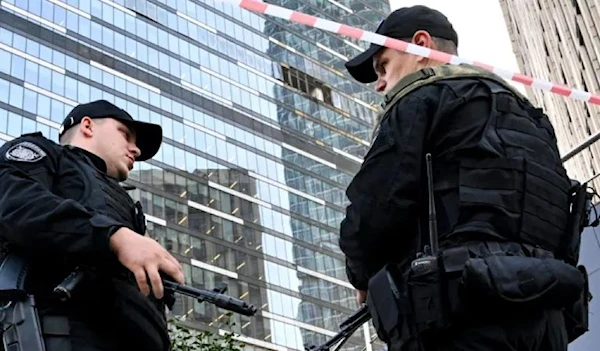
[281,64,333,106]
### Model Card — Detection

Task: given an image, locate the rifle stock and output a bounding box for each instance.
[305,305,371,351]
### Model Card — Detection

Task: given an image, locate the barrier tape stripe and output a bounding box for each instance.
[233,0,600,106]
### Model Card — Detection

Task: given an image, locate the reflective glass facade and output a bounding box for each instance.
[499,0,600,199]
[0,0,388,350]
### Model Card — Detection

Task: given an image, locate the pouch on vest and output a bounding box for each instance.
[455,157,571,253]
[111,278,170,351]
[563,265,591,342]
[462,255,585,309]
[367,263,415,346]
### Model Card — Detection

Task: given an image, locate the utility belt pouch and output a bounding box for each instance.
[367,264,414,345]
[440,247,471,317]
[462,255,585,309]
[563,265,591,342]
[407,254,449,333]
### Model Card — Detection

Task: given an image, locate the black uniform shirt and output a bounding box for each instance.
[339,77,496,290]
[0,132,124,255]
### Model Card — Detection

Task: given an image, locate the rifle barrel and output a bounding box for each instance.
[163,280,258,316]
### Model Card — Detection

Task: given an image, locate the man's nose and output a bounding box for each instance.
[131,144,141,158]
[375,79,386,93]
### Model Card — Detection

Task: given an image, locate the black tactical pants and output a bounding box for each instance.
[42,315,120,351]
[400,308,568,351]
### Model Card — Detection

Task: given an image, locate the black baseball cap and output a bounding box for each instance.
[345,5,458,84]
[59,100,163,161]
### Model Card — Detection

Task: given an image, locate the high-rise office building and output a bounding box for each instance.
[499,0,600,191]
[499,1,600,350]
[0,0,388,350]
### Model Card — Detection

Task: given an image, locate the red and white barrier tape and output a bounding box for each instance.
[231,0,600,105]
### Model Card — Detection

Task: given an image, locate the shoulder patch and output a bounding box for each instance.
[5,141,47,162]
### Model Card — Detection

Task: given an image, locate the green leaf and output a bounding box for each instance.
[168,315,246,351]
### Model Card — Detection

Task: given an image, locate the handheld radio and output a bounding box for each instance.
[411,153,439,273]
[408,153,448,332]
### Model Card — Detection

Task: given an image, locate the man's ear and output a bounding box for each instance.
[79,117,94,138]
[412,30,433,63]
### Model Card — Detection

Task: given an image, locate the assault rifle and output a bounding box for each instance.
[304,305,371,351]
[54,266,258,316]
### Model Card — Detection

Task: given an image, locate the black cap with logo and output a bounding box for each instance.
[345,5,458,84]
[59,100,162,162]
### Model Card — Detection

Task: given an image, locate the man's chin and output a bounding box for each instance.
[114,168,129,182]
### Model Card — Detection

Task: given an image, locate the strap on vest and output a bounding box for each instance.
[376,64,529,131]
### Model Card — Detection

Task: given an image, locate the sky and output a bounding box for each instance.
[389,0,526,94]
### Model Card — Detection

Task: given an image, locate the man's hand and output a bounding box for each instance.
[109,227,185,299]
[357,289,367,305]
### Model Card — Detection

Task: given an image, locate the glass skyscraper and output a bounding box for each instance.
[0,0,388,350]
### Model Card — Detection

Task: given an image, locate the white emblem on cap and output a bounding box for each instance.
[59,116,74,135]
[5,142,47,162]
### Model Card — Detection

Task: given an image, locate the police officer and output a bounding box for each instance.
[339,5,585,351]
[0,100,185,350]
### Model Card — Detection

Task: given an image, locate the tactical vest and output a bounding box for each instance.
[378,64,572,254]
[84,158,146,236]
[62,148,171,351]
[53,147,144,235]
